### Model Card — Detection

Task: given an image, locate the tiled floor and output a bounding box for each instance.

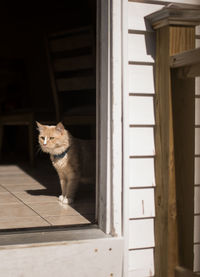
[0,161,95,230]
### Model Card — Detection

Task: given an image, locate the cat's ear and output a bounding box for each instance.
[36,121,44,132]
[56,122,65,133]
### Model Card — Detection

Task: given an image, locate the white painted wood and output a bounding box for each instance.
[128,2,164,31]
[128,96,155,125]
[196,25,200,35]
[194,215,200,243]
[128,65,155,94]
[122,0,130,275]
[129,188,155,218]
[194,244,200,272]
[128,249,154,277]
[128,34,155,63]
[194,186,200,214]
[129,219,155,249]
[129,158,156,187]
[195,98,200,125]
[195,127,200,155]
[0,238,123,277]
[110,0,123,237]
[195,77,200,95]
[195,157,200,184]
[129,127,155,156]
[195,39,200,48]
[97,0,111,234]
[147,0,200,4]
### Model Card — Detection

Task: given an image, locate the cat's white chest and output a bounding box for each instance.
[52,155,68,170]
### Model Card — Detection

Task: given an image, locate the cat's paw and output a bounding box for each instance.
[62,197,74,205]
[59,195,64,202]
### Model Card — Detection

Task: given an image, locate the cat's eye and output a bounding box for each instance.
[50,137,54,140]
[40,136,45,140]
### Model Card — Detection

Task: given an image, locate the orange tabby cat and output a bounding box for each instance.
[36,122,95,204]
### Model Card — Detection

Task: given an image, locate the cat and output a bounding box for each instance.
[36,122,95,204]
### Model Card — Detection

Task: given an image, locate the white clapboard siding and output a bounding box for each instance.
[196,26,200,35]
[195,186,200,214]
[128,2,164,31]
[128,96,155,125]
[129,127,155,156]
[195,98,200,125]
[149,0,200,3]
[128,34,155,63]
[194,31,200,273]
[195,78,200,95]
[128,65,155,94]
[194,215,200,243]
[194,244,200,272]
[195,39,200,48]
[128,249,154,277]
[129,219,155,249]
[129,158,155,188]
[195,157,200,184]
[127,2,157,276]
[195,128,200,155]
[129,189,155,218]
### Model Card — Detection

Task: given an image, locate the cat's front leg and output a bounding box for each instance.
[59,179,67,202]
[59,178,75,204]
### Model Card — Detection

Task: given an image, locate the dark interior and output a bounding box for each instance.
[0,0,96,163]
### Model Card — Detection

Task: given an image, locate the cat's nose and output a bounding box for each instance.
[43,137,47,145]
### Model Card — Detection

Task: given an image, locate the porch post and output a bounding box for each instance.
[146,5,200,277]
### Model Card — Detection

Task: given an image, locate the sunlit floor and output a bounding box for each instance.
[0,160,95,230]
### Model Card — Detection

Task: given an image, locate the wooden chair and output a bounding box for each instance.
[45,26,96,134]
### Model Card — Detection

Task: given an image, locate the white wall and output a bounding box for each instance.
[126,0,200,276]
[127,1,164,276]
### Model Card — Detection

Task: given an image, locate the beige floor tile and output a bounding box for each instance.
[0,216,50,229]
[0,178,39,185]
[71,202,95,215]
[0,203,38,218]
[0,186,7,193]
[28,202,80,217]
[14,191,58,204]
[45,215,90,225]
[0,192,21,204]
[2,183,45,192]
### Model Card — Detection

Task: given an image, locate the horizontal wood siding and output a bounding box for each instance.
[127,1,164,276]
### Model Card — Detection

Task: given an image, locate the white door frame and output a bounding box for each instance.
[97,0,127,238]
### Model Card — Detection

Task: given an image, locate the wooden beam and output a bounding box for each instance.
[170,47,200,78]
[170,47,200,68]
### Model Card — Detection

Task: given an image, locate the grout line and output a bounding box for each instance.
[0,184,52,227]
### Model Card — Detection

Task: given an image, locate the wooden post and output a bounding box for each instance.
[146,5,200,277]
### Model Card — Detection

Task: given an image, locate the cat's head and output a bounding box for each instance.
[36,122,70,155]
